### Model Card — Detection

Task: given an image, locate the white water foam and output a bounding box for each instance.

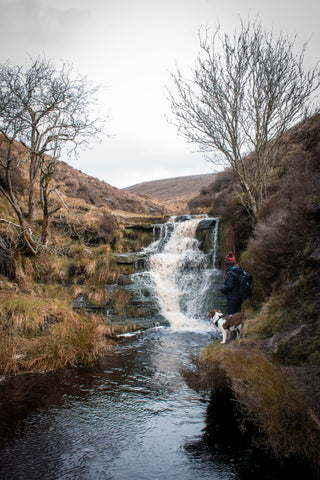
[148,216,218,331]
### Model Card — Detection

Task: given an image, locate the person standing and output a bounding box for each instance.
[221,263,243,314]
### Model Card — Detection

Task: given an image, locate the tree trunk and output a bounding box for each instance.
[41,215,50,245]
[28,153,41,223]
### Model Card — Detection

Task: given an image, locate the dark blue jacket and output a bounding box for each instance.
[221,266,243,300]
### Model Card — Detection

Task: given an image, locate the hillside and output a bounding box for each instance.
[0,143,173,217]
[124,173,217,211]
[56,166,220,216]
[54,161,172,216]
[185,114,320,473]
[1,137,216,217]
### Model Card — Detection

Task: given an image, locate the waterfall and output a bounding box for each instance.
[132,215,221,330]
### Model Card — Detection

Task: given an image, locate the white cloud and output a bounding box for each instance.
[0,0,319,188]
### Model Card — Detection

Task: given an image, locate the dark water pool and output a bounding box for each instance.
[0,326,307,480]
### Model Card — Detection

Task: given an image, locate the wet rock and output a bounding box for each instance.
[117,275,133,286]
[196,218,217,230]
[124,224,154,231]
[174,215,191,222]
[135,254,149,271]
[113,253,137,264]
[195,219,217,254]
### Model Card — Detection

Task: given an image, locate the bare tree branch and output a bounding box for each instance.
[167,20,320,221]
[0,57,109,252]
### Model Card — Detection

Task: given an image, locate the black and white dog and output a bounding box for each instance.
[208,309,246,344]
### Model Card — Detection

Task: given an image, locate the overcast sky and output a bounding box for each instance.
[0,0,319,188]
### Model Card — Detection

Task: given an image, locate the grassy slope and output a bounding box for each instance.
[187,114,320,474]
[124,173,217,199]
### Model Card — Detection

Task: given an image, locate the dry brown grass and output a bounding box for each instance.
[86,285,107,305]
[199,342,320,472]
[21,312,108,372]
[0,287,113,376]
[0,334,20,375]
[109,288,131,315]
[55,160,168,215]
[0,233,130,377]
[0,294,51,336]
[125,173,217,201]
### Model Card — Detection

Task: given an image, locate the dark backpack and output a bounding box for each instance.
[238,269,253,299]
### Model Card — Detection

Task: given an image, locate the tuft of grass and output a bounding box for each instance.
[0,287,113,375]
[86,285,107,305]
[65,245,120,288]
[0,294,50,337]
[244,296,293,338]
[21,313,107,372]
[200,344,320,472]
[181,348,230,395]
[0,334,20,375]
[85,254,119,286]
[33,284,73,306]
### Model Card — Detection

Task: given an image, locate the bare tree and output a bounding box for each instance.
[0,57,107,251]
[167,21,320,221]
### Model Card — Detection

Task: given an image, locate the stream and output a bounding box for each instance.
[0,327,299,480]
[0,216,303,479]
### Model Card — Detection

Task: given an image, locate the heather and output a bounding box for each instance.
[187,114,320,474]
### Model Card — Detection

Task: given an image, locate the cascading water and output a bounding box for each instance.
[130,215,222,329]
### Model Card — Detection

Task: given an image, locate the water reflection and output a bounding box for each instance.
[0,328,210,479]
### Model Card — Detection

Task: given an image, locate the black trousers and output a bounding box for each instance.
[226,298,242,315]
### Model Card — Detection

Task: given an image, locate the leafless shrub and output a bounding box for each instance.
[65,178,79,189]
[96,212,117,244]
[0,57,107,250]
[189,168,238,215]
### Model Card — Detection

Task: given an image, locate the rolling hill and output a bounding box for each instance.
[124,173,217,200]
[123,173,217,212]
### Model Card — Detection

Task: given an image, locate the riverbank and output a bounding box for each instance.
[1,209,320,478]
[185,314,320,477]
[0,275,142,378]
[185,115,320,477]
